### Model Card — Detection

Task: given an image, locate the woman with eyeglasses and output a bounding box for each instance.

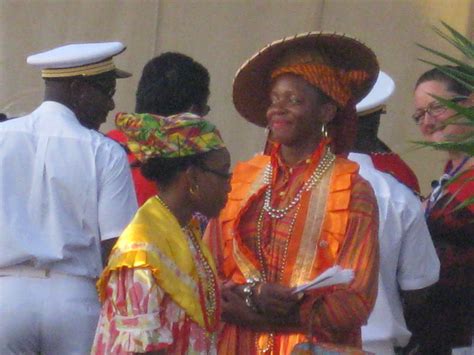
[406,66,474,354]
[92,112,231,354]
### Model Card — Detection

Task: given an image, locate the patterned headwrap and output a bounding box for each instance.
[271,64,369,108]
[269,50,372,155]
[115,112,225,161]
[232,32,379,155]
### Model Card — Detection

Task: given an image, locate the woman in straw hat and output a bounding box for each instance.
[92,112,231,354]
[205,32,380,353]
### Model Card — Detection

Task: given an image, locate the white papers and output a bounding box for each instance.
[292,265,354,294]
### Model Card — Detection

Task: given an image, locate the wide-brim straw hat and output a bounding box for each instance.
[232,31,379,127]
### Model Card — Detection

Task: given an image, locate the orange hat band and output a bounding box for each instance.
[271,63,369,107]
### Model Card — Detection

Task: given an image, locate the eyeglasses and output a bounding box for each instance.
[197,164,232,180]
[412,96,468,125]
[84,80,116,99]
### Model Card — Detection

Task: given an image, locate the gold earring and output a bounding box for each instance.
[321,124,328,138]
[189,184,199,196]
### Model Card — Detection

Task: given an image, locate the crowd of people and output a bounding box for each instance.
[0,31,472,355]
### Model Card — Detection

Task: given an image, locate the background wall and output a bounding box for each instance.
[0,0,472,195]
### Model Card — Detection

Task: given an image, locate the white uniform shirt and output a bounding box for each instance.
[0,101,138,278]
[348,153,440,348]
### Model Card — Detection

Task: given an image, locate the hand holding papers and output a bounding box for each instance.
[292,265,354,294]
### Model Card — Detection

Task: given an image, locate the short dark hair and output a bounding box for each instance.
[135,52,210,115]
[140,152,208,187]
[415,66,471,97]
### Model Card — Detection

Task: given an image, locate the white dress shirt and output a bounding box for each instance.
[349,153,440,349]
[0,101,138,278]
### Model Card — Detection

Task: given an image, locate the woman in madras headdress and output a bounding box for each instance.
[92,112,231,354]
[204,32,380,353]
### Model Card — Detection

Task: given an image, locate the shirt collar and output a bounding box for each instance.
[348,152,375,169]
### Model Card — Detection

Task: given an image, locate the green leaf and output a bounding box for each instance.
[435,65,474,84]
[413,140,474,155]
[417,43,468,67]
[430,95,474,119]
[416,21,474,210]
[439,21,474,57]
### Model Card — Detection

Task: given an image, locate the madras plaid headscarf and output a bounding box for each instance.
[115,112,225,161]
[271,64,369,108]
[271,63,369,155]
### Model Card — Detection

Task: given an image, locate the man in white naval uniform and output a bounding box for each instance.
[0,42,138,354]
[351,71,440,354]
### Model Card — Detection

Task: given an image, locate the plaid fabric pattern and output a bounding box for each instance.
[115,112,225,161]
[271,64,369,108]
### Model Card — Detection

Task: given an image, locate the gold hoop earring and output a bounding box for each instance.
[189,184,199,196]
[321,124,328,138]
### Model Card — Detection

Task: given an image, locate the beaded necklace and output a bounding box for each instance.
[254,148,335,353]
[155,195,219,333]
[262,149,335,219]
[182,225,219,332]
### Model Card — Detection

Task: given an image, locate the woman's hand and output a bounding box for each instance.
[221,281,263,326]
[220,281,303,331]
[252,282,301,317]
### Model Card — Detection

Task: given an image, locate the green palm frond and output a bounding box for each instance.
[417,44,472,69]
[417,61,474,91]
[413,140,474,155]
[434,21,474,59]
[416,22,474,152]
[431,95,474,120]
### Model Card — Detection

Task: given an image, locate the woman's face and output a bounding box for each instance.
[266,74,328,147]
[414,80,471,143]
[194,148,231,218]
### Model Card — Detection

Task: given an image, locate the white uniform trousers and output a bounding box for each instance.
[0,268,100,355]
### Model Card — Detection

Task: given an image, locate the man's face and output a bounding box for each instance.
[74,74,116,130]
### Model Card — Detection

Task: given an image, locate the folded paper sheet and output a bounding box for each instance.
[293,266,354,294]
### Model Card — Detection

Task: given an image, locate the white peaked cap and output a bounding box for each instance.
[356,71,395,116]
[27,42,131,79]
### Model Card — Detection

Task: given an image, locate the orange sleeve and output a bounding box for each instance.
[300,175,379,345]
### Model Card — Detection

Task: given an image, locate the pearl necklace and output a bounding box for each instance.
[155,195,218,332]
[182,226,218,331]
[254,149,334,353]
[256,202,302,283]
[262,149,335,219]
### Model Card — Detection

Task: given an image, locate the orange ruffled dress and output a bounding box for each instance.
[205,141,379,354]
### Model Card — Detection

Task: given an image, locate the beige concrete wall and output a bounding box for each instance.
[0,0,472,194]
[153,0,324,167]
[0,0,160,117]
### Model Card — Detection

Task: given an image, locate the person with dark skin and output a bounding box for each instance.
[135,52,210,116]
[354,71,420,194]
[349,71,439,354]
[92,112,231,354]
[205,32,380,353]
[107,52,211,206]
[41,68,133,260]
[0,42,137,354]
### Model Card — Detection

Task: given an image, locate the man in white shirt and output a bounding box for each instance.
[352,71,440,354]
[0,42,138,354]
